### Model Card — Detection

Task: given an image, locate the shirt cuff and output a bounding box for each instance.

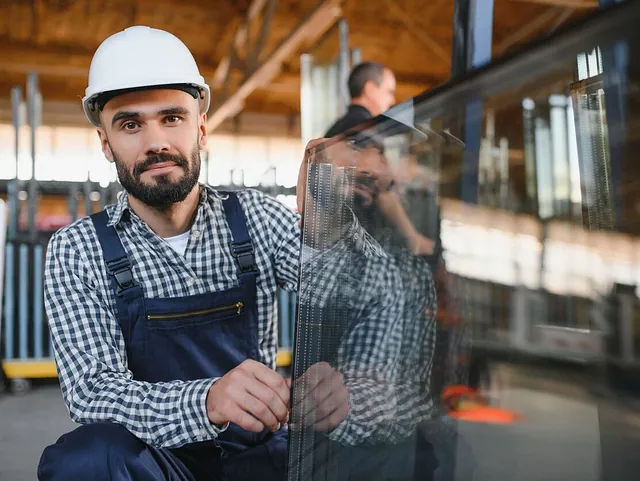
[179,378,228,443]
[325,391,353,444]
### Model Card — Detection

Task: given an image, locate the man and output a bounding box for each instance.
[37,26,346,481]
[39,25,441,481]
[325,62,435,257]
[325,62,396,138]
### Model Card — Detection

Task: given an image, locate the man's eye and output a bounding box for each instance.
[166,116,180,123]
[123,121,138,130]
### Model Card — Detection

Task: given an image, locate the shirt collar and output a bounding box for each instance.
[348,104,372,117]
[106,183,218,227]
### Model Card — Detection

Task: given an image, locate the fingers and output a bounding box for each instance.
[235,389,280,431]
[306,371,348,426]
[304,138,328,151]
[295,362,334,397]
[314,380,350,432]
[225,366,282,431]
[207,360,291,433]
[297,369,338,419]
[298,138,329,215]
[245,376,289,425]
[225,404,267,433]
[289,363,349,431]
[245,360,290,408]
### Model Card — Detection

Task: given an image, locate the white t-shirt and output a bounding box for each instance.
[164,231,190,257]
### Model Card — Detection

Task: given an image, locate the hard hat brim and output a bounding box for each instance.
[83,82,210,128]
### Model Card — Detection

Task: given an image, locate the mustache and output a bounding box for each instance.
[134,153,188,176]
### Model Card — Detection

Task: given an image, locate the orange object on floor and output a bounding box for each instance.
[441,385,521,425]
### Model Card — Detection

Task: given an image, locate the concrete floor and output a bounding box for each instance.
[2,366,640,481]
[0,382,76,481]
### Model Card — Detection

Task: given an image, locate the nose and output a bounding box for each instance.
[142,122,171,155]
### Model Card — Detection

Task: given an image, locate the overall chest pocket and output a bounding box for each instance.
[145,301,245,331]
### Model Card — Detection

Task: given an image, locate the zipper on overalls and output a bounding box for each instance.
[146,301,244,320]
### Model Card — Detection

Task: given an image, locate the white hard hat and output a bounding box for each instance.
[82,26,210,127]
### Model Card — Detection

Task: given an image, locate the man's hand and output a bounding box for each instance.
[297,138,329,217]
[408,232,435,256]
[288,362,349,432]
[206,360,290,433]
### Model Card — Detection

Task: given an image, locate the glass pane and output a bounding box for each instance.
[290,4,640,481]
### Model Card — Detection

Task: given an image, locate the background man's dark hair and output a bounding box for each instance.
[348,62,386,99]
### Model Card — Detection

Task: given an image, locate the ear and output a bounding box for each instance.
[362,79,376,98]
[198,113,208,150]
[97,129,115,163]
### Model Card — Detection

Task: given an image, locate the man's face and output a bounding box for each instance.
[97,89,207,210]
[369,69,396,116]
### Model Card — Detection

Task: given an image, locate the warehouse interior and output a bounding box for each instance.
[4,0,640,480]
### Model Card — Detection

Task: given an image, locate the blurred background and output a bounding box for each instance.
[2,0,639,480]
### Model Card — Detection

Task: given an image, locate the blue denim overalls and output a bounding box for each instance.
[38,191,288,481]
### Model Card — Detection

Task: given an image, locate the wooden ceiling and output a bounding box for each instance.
[0,0,597,129]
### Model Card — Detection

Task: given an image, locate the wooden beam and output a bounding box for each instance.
[510,0,597,8]
[549,8,576,34]
[0,38,221,79]
[380,0,451,67]
[206,0,343,133]
[248,0,278,70]
[496,8,562,54]
[0,69,434,105]
[212,0,270,89]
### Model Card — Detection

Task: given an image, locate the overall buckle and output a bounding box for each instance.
[106,257,137,293]
[232,241,256,273]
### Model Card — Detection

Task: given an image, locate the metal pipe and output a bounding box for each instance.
[300,53,315,146]
[19,244,29,359]
[83,180,93,217]
[338,18,350,112]
[597,0,627,228]
[99,185,109,211]
[279,290,291,349]
[4,243,15,360]
[351,47,362,66]
[33,244,44,359]
[6,180,19,241]
[26,72,40,240]
[11,86,22,179]
[451,0,494,204]
[68,183,79,222]
[9,87,22,246]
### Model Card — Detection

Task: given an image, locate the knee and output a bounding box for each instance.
[38,423,145,481]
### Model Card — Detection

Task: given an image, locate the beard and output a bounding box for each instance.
[112,142,201,210]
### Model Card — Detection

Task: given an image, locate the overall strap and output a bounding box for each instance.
[90,210,143,344]
[219,192,258,289]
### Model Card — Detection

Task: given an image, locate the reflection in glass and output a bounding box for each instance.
[289,4,640,481]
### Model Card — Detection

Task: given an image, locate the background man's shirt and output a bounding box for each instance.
[325,105,373,138]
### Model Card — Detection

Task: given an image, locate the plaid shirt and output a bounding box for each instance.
[45,182,436,450]
[298,208,437,446]
[44,184,299,449]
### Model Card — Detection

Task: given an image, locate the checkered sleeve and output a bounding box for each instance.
[327,259,407,445]
[249,189,301,292]
[325,248,436,446]
[44,230,225,449]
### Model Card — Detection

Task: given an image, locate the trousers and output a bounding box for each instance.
[38,422,439,481]
[38,422,287,481]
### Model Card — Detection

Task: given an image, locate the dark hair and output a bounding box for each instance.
[348,62,386,99]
